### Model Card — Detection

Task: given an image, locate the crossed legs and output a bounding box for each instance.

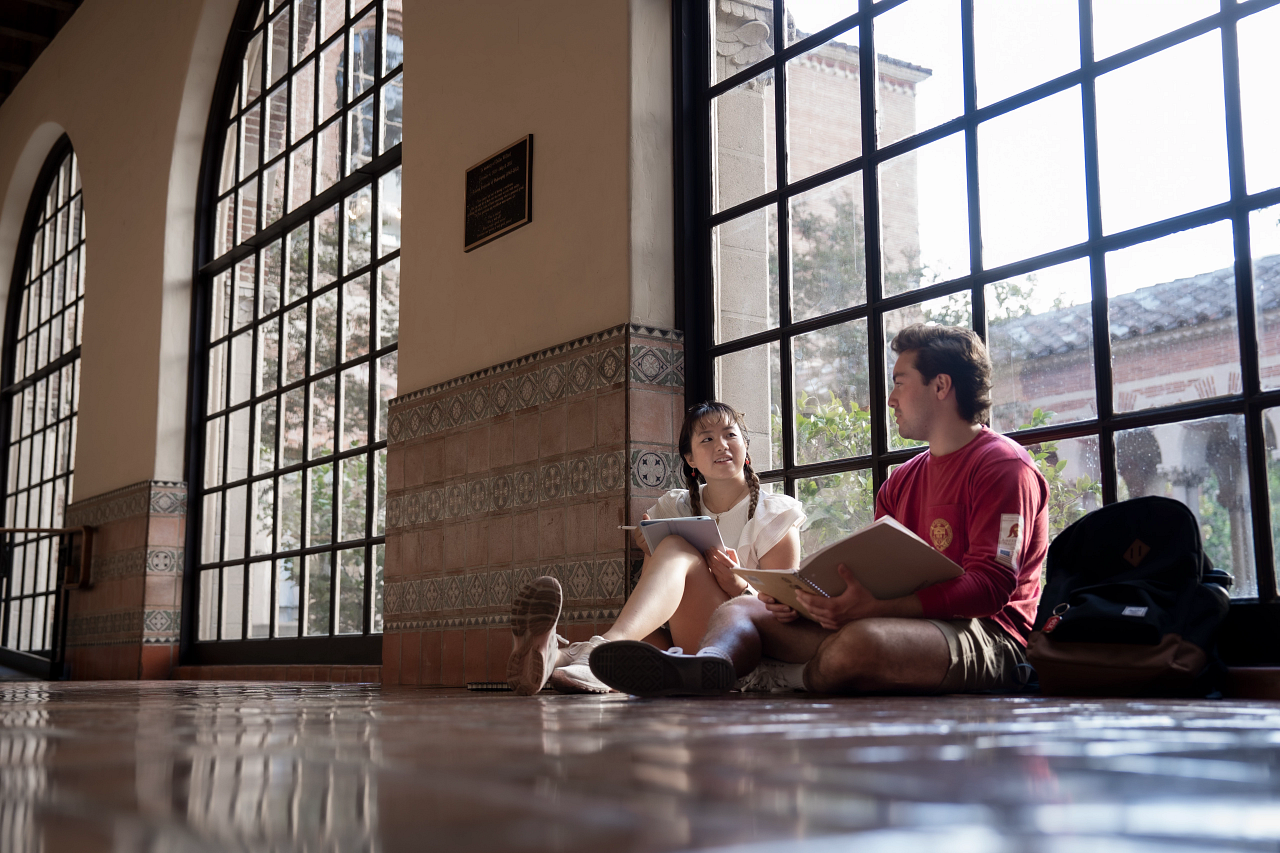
[700,596,951,694]
[604,534,734,650]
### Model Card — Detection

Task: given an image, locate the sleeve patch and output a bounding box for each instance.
[996,513,1023,569]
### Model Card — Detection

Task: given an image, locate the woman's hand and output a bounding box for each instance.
[758,593,800,623]
[634,513,652,557]
[704,546,749,597]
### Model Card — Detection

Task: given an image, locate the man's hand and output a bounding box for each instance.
[757,593,800,623]
[704,547,749,597]
[634,513,653,557]
[794,564,923,631]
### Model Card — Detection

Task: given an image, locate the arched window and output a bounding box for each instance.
[678,0,1280,601]
[192,0,402,660]
[0,138,83,664]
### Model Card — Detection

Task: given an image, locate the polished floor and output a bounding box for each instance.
[1,682,1280,852]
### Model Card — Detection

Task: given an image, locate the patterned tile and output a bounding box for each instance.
[488,569,512,607]
[403,580,421,613]
[541,363,567,402]
[385,582,403,615]
[447,394,467,429]
[514,373,539,410]
[630,344,683,387]
[567,354,596,395]
[631,449,678,490]
[514,470,538,506]
[598,559,626,598]
[422,578,441,611]
[389,412,405,442]
[406,492,424,526]
[444,576,464,609]
[387,496,403,529]
[465,573,487,608]
[425,489,444,522]
[491,378,514,415]
[565,561,594,600]
[468,479,490,514]
[142,609,180,635]
[445,485,466,519]
[539,463,566,501]
[146,548,183,574]
[491,474,514,510]
[597,347,624,385]
[567,457,595,496]
[596,452,625,492]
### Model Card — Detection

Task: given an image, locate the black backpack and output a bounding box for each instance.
[1026,495,1232,696]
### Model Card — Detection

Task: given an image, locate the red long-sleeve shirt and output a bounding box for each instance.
[875,427,1049,645]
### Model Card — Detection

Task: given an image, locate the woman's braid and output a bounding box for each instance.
[684,461,703,516]
[743,460,760,520]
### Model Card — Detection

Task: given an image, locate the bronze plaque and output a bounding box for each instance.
[464,135,533,252]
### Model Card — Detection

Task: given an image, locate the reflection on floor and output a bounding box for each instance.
[1,682,1279,852]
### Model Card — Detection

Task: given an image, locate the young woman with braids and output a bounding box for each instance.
[507,401,805,694]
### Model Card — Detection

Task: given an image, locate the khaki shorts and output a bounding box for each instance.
[928,617,1028,694]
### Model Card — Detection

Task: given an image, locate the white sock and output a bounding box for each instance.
[775,662,807,690]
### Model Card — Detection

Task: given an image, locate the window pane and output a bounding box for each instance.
[265,84,288,163]
[372,542,384,632]
[786,29,861,183]
[377,352,396,441]
[221,564,245,640]
[1240,4,1280,195]
[797,469,875,557]
[712,70,776,214]
[790,173,863,320]
[875,0,962,143]
[792,318,871,465]
[379,167,401,255]
[715,342,781,472]
[280,471,302,551]
[251,479,274,557]
[310,376,336,458]
[292,59,316,144]
[254,397,276,473]
[278,556,300,637]
[199,570,219,641]
[338,548,365,633]
[882,132,968,294]
[345,186,372,273]
[319,37,344,124]
[987,259,1096,432]
[1252,206,1280,391]
[713,0,774,84]
[317,119,342,192]
[1095,34,1228,235]
[348,95,375,173]
[248,561,272,638]
[979,86,1087,268]
[974,0,1078,107]
[999,434,1098,556]
[385,0,403,72]
[225,484,247,561]
[344,275,370,360]
[1107,221,1238,413]
[309,462,334,546]
[714,203,778,344]
[1092,0,1218,61]
[1116,415,1254,597]
[340,456,367,542]
[381,72,403,152]
[379,260,399,348]
[306,552,332,635]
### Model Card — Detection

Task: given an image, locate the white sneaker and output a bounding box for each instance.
[547,636,612,693]
[506,577,563,695]
[734,657,805,693]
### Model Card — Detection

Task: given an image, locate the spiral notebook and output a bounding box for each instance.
[731,516,963,622]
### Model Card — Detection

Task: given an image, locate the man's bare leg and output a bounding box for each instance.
[806,618,949,694]
[698,596,831,677]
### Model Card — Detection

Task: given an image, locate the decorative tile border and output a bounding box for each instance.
[389,345,627,443]
[384,608,624,632]
[66,610,144,643]
[383,558,626,617]
[66,480,187,528]
[387,450,626,530]
[90,547,184,582]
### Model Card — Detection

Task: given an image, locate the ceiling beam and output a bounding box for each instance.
[0,26,50,45]
[17,0,76,12]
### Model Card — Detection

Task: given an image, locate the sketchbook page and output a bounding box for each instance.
[639,517,725,555]
[797,516,963,600]
[729,567,820,622]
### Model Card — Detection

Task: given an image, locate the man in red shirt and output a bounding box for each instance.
[589,324,1050,696]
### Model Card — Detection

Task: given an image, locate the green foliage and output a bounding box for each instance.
[1017,407,1102,544]
[1198,469,1234,573]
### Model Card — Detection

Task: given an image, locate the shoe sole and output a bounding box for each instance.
[507,577,562,695]
[588,641,735,697]
[548,666,613,694]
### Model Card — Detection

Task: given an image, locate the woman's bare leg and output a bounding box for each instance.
[601,535,731,646]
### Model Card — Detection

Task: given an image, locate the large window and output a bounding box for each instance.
[192,0,402,660]
[0,139,83,662]
[680,0,1280,599]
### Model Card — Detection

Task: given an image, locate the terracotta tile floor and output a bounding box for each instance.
[2,682,1280,852]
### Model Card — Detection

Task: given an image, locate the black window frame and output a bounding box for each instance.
[675,0,1280,662]
[0,134,83,677]
[184,0,402,666]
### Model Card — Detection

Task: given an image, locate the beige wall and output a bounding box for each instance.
[0,0,238,501]
[399,0,673,394]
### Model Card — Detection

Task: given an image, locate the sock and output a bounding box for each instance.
[776,662,806,691]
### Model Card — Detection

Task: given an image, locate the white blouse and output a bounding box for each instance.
[646,486,805,569]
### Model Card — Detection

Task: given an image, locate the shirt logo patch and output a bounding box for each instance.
[930,518,953,551]
[996,513,1024,569]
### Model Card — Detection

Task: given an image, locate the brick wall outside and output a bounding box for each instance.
[381,324,685,686]
[62,480,186,679]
